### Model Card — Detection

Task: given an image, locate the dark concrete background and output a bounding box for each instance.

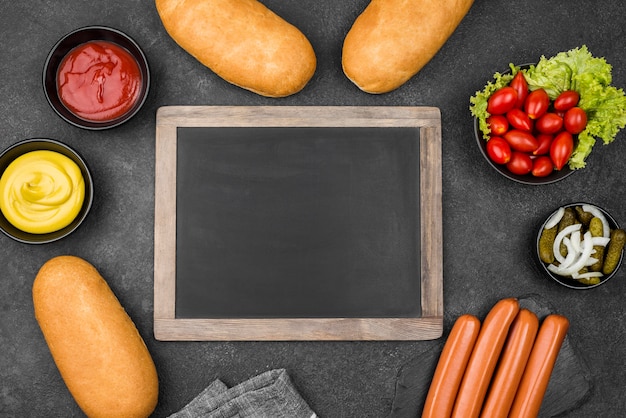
[1,0,625,416]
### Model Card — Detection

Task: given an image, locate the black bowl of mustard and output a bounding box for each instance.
[43,26,150,130]
[0,139,94,244]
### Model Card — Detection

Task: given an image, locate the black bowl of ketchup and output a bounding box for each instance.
[43,26,150,130]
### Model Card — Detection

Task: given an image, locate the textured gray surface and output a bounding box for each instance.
[1,0,626,417]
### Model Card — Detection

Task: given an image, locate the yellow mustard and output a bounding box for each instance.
[0,150,85,234]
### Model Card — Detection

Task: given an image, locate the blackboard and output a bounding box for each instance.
[154,106,443,341]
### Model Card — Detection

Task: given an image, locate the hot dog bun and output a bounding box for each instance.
[33,256,158,418]
[155,0,317,97]
[342,0,474,94]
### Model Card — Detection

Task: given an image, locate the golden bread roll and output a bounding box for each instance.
[33,256,158,418]
[342,0,474,94]
[155,0,317,97]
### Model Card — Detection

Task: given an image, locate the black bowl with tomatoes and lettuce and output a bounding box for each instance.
[473,65,577,185]
[471,46,626,185]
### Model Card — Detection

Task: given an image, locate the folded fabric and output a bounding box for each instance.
[169,368,317,418]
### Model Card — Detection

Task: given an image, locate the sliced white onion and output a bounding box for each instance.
[558,237,578,269]
[552,231,595,276]
[570,230,582,253]
[582,204,610,238]
[548,263,563,275]
[573,271,604,280]
[552,224,582,264]
[545,207,565,230]
[584,257,599,267]
[591,236,611,247]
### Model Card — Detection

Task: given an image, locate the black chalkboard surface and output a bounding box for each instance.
[176,126,420,319]
[154,106,443,341]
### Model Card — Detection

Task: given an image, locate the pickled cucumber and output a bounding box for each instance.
[540,204,623,284]
[574,205,594,227]
[603,228,626,275]
[577,276,601,285]
[539,225,557,264]
[589,217,605,272]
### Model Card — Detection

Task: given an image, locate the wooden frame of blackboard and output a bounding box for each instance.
[154,106,443,341]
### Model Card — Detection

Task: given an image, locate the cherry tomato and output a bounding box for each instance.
[510,71,528,108]
[531,156,555,177]
[506,152,533,175]
[524,88,550,119]
[550,131,574,170]
[487,86,518,115]
[564,107,587,134]
[487,115,509,136]
[533,133,553,156]
[535,113,563,134]
[554,90,580,111]
[486,136,512,165]
[506,108,532,131]
[503,129,538,153]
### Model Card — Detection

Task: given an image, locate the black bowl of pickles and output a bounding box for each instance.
[537,203,625,289]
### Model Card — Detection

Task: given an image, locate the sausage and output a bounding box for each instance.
[450,298,520,418]
[479,308,539,418]
[32,256,158,418]
[422,314,481,418]
[508,314,570,418]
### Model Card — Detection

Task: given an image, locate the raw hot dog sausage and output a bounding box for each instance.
[479,308,539,418]
[508,314,570,418]
[422,314,481,418]
[451,298,520,418]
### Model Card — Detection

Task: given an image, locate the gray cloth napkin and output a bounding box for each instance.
[168,369,317,418]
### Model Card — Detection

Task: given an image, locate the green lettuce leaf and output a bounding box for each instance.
[569,84,626,168]
[525,45,613,99]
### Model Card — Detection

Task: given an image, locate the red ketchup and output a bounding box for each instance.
[57,40,142,122]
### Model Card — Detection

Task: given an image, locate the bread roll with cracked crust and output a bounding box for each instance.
[342,0,474,94]
[156,0,317,97]
[33,256,158,418]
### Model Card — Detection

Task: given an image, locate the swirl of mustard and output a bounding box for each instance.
[0,150,85,234]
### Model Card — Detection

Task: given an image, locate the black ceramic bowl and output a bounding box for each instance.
[0,139,93,244]
[43,26,150,130]
[474,64,575,185]
[536,202,623,289]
